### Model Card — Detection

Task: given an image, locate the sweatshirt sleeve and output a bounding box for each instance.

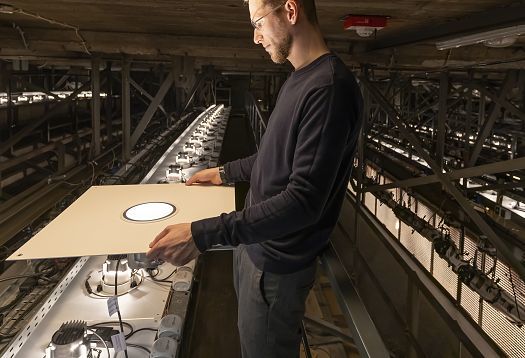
[192,84,359,251]
[222,153,257,183]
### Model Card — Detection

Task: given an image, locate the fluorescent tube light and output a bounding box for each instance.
[0,4,16,14]
[436,25,525,50]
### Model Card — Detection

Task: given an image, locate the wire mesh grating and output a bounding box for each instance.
[461,283,480,323]
[358,165,525,357]
[482,301,525,358]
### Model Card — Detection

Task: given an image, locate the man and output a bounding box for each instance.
[147,0,363,356]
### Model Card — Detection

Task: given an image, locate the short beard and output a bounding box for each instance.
[271,32,292,64]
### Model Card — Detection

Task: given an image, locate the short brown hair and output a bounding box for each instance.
[247,0,319,25]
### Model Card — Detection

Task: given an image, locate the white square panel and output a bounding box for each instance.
[8,183,234,260]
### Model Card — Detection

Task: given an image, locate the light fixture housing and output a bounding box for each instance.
[436,25,525,50]
[0,4,16,14]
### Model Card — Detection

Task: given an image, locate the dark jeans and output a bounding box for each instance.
[233,245,316,358]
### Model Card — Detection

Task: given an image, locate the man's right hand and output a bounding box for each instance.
[185,167,222,186]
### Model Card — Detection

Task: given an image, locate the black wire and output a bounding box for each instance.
[115,259,129,358]
[148,268,177,283]
[0,285,50,339]
[508,267,523,322]
[34,260,50,273]
[0,273,55,284]
[0,274,38,283]
[0,292,26,313]
[125,327,157,339]
[127,343,151,355]
[88,321,133,336]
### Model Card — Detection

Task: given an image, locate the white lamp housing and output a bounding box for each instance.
[436,25,525,50]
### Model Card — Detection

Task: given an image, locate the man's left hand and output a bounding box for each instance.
[147,223,200,266]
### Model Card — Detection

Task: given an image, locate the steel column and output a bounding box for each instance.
[105,61,114,143]
[407,280,420,358]
[91,57,101,157]
[478,84,486,128]
[464,72,474,164]
[437,72,448,169]
[121,60,131,162]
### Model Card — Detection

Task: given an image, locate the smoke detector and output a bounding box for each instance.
[342,15,389,37]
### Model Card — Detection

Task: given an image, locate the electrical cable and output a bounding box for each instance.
[61,180,84,186]
[508,267,523,322]
[0,274,36,283]
[88,161,96,186]
[115,259,129,358]
[127,343,151,355]
[0,292,26,313]
[13,8,91,55]
[125,327,157,339]
[87,328,111,358]
[148,268,177,283]
[0,273,55,284]
[0,285,50,339]
[88,321,134,337]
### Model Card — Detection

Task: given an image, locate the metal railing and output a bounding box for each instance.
[245,92,267,148]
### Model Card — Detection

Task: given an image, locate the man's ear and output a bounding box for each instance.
[285,0,298,25]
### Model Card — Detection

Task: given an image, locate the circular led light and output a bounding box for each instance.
[123,202,176,222]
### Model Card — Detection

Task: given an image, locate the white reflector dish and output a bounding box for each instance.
[123,202,176,222]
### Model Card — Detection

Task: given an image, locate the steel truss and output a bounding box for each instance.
[357,68,525,282]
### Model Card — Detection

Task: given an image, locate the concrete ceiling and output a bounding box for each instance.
[0,0,524,71]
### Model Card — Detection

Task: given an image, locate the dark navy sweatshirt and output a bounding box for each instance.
[191,53,363,274]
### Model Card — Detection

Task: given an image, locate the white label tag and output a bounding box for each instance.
[111,332,127,352]
[107,296,119,317]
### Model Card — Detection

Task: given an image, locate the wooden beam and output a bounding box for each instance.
[0,28,268,59]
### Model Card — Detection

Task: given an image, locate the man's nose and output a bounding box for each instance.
[253,28,262,45]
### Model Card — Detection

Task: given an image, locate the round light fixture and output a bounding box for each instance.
[123,202,176,222]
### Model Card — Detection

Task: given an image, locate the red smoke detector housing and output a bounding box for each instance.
[343,15,389,37]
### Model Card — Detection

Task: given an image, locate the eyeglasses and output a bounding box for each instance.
[250,1,286,30]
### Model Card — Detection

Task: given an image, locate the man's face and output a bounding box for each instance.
[249,0,292,64]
